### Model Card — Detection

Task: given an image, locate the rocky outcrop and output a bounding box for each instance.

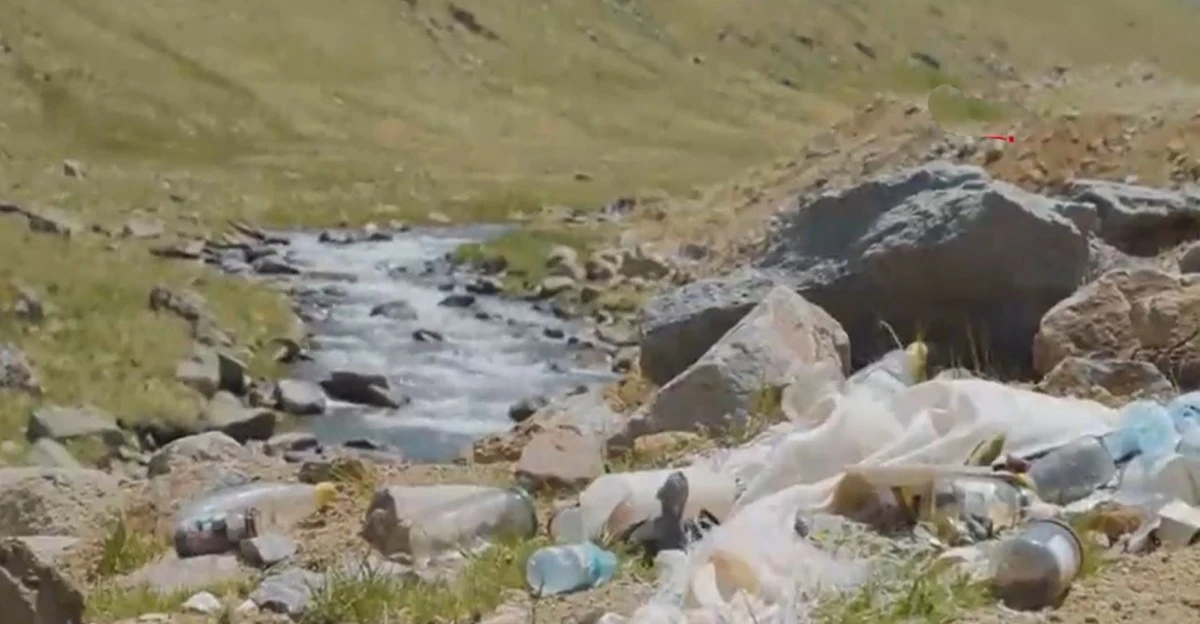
[274,379,328,416]
[514,425,604,491]
[26,405,125,449]
[201,392,277,443]
[147,432,248,477]
[474,387,619,463]
[175,345,249,399]
[0,468,124,536]
[319,371,409,409]
[638,269,787,386]
[755,161,1091,372]
[0,537,85,624]
[1067,179,1200,256]
[1033,268,1200,390]
[612,286,849,446]
[1036,357,1174,408]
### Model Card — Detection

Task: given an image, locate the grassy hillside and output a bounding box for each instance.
[1,0,1199,457]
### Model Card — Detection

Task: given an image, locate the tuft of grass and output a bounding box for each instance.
[86,577,255,621]
[303,536,553,624]
[814,550,993,624]
[92,513,168,579]
[451,225,604,293]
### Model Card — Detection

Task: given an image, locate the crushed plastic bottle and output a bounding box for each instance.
[1169,392,1200,456]
[525,542,618,596]
[406,486,538,561]
[1027,436,1117,505]
[175,481,336,537]
[990,519,1083,611]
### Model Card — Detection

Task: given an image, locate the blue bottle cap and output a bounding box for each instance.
[585,542,619,583]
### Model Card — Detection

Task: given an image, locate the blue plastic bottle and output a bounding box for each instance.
[1168,392,1200,456]
[524,542,618,596]
[1101,400,1177,467]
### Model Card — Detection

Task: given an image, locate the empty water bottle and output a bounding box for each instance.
[406,486,538,561]
[1169,392,1200,456]
[175,481,337,537]
[1027,436,1117,505]
[1101,400,1177,467]
[525,542,618,596]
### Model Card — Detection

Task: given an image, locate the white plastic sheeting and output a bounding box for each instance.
[626,373,1121,624]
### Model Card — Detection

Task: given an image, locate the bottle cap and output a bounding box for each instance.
[314,482,338,508]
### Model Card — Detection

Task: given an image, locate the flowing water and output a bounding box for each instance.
[274,225,616,462]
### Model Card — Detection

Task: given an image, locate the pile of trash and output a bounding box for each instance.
[589,344,1200,623]
[162,344,1200,623]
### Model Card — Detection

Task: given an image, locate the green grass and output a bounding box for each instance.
[0,225,294,450]
[2,0,1200,448]
[305,533,659,624]
[86,578,253,622]
[93,513,167,579]
[304,537,554,624]
[813,548,993,624]
[452,225,603,293]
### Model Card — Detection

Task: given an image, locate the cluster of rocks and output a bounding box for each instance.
[476,161,1200,467]
[0,424,424,623]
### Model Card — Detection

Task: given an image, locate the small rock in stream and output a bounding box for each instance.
[508,396,549,423]
[369,299,419,321]
[439,294,476,308]
[412,328,444,342]
[319,372,409,409]
[466,277,504,295]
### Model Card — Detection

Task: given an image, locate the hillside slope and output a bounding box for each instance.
[3,0,1200,224]
[0,0,1199,451]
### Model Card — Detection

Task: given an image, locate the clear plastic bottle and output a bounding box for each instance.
[525,542,618,596]
[1026,436,1117,505]
[1101,400,1178,467]
[407,486,537,561]
[1169,392,1200,456]
[175,481,337,536]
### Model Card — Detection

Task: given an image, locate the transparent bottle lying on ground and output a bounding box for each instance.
[1027,435,1118,506]
[403,486,538,562]
[175,481,337,534]
[173,481,336,558]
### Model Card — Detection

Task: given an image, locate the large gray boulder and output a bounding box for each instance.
[26,405,124,448]
[201,392,276,443]
[756,161,1091,372]
[638,268,789,386]
[147,432,247,477]
[1067,179,1200,256]
[0,468,124,536]
[0,537,85,624]
[612,286,849,445]
[1033,268,1200,390]
[274,379,327,416]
